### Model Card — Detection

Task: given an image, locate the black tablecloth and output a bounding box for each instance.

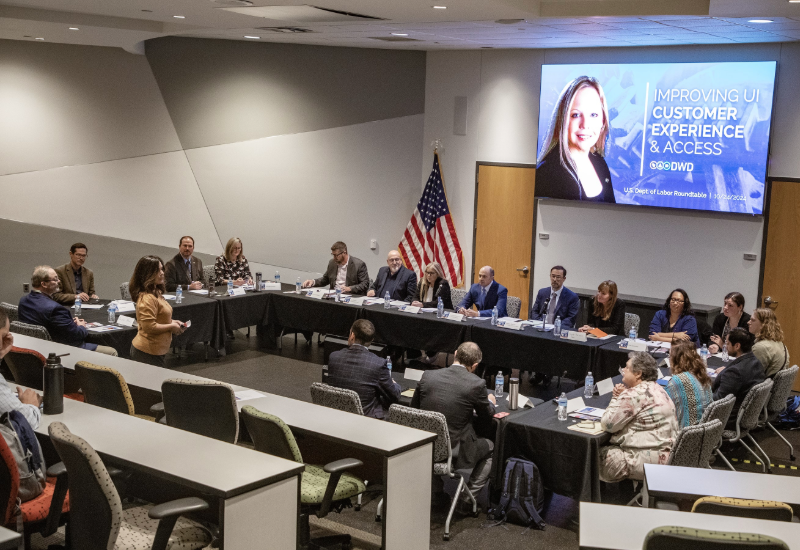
[470,324,622,378]
[208,286,273,332]
[170,293,223,351]
[594,341,726,380]
[361,306,470,353]
[79,300,137,357]
[264,291,363,341]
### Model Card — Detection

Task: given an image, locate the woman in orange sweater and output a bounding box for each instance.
[129,256,186,366]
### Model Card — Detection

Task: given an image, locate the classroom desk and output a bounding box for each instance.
[26,391,304,550]
[0,526,21,550]
[644,463,800,507]
[579,502,800,550]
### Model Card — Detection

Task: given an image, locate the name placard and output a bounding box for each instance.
[116,315,136,327]
[261,282,281,291]
[306,290,325,300]
[402,306,421,314]
[347,297,366,306]
[499,320,523,331]
[567,331,588,342]
[444,312,464,322]
[229,287,246,296]
[625,339,648,352]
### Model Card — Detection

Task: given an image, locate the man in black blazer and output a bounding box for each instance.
[713,327,766,429]
[327,320,401,420]
[164,236,204,292]
[411,342,496,510]
[366,250,417,302]
[302,241,370,295]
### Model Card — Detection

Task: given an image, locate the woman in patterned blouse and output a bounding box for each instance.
[214,237,252,287]
[665,340,713,428]
[599,352,678,482]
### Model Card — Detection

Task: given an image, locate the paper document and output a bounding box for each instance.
[389,300,408,307]
[401,389,415,397]
[498,317,521,323]
[235,389,265,401]
[566,397,585,413]
[364,298,384,305]
[596,378,615,396]
[522,320,554,330]
[568,422,604,435]
[73,304,103,310]
[189,289,209,295]
[87,325,123,333]
[403,368,424,381]
[569,406,605,420]
[163,294,175,300]
[646,340,672,349]
[420,308,438,313]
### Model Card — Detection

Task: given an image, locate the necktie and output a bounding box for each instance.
[185,259,191,278]
[546,292,557,324]
[480,286,487,309]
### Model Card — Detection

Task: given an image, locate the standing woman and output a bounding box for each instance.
[579,280,626,335]
[411,262,454,310]
[129,256,185,367]
[649,288,699,345]
[665,341,713,428]
[749,308,790,378]
[214,237,253,287]
[708,292,750,354]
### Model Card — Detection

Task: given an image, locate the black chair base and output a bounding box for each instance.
[303,534,352,550]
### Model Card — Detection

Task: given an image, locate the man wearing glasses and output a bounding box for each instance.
[530,265,580,327]
[302,241,370,295]
[53,243,98,305]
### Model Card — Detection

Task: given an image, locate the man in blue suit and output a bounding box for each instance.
[366,250,417,302]
[18,266,117,355]
[327,319,401,420]
[457,266,508,318]
[530,265,580,328]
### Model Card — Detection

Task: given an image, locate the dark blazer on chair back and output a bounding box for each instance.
[457,280,508,317]
[369,266,417,303]
[327,345,401,420]
[164,253,204,292]
[410,364,496,470]
[416,278,453,310]
[52,264,96,305]
[529,286,580,328]
[313,256,370,295]
[18,291,97,350]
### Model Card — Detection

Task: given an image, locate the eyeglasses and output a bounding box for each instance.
[72,253,87,259]
[670,298,685,303]
[618,366,627,375]
[425,271,437,275]
[331,251,345,258]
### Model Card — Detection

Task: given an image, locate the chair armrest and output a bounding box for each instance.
[323,458,363,474]
[148,497,209,520]
[150,402,165,422]
[46,462,66,478]
[43,464,69,536]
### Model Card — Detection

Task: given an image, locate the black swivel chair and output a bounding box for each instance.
[161,379,239,443]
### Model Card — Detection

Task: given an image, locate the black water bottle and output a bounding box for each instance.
[43,353,64,415]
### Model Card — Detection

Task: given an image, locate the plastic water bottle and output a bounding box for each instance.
[491,306,498,326]
[584,371,594,399]
[74,295,81,316]
[557,392,568,421]
[335,287,342,302]
[629,325,637,340]
[384,291,390,309]
[274,271,280,284]
[176,285,183,304]
[296,277,302,293]
[437,296,444,319]
[386,357,392,373]
[700,344,709,365]
[721,343,729,362]
[554,316,562,336]
[107,303,117,324]
[495,373,504,398]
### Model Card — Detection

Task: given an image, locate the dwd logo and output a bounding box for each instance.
[650,160,694,172]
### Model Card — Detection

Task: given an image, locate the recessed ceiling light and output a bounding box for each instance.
[173,15,185,19]
[433,5,447,9]
[747,19,773,23]
[35,37,44,40]
[789,1,800,3]
[244,35,261,39]
[391,33,408,36]
[69,27,79,30]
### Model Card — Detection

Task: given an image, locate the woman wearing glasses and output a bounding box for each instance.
[411,262,453,310]
[649,288,699,345]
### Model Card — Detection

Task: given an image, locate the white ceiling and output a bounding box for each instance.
[1,0,799,53]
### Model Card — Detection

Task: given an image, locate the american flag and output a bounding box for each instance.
[399,152,463,287]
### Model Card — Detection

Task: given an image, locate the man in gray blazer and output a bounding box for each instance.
[411,342,496,511]
[302,241,369,295]
[164,236,204,292]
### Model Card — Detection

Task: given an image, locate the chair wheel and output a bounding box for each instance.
[791,455,796,461]
[375,515,381,522]
[472,510,480,518]
[443,534,450,541]
[354,504,361,511]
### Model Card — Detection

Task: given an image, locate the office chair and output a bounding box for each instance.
[717,379,773,473]
[692,496,794,522]
[161,379,239,443]
[643,526,789,550]
[9,321,51,341]
[75,361,154,420]
[761,365,799,460]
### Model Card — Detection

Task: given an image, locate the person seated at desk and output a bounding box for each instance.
[366,250,417,302]
[52,242,98,305]
[411,261,453,310]
[302,241,369,295]
[712,328,765,429]
[599,352,677,483]
[129,256,186,367]
[579,280,625,335]
[530,265,580,328]
[456,266,507,318]
[0,308,42,429]
[327,319,400,420]
[665,341,713,429]
[708,292,750,354]
[749,308,790,379]
[18,266,118,356]
[649,289,699,345]
[410,342,496,513]
[214,237,252,287]
[164,236,204,292]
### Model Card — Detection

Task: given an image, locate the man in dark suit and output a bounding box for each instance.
[327,320,401,420]
[53,242,98,305]
[411,342,496,511]
[713,327,766,429]
[302,241,370,295]
[456,266,507,318]
[366,250,417,302]
[530,265,580,328]
[164,236,204,292]
[18,266,117,355]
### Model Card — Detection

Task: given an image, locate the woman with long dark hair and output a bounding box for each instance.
[665,341,713,428]
[579,280,625,335]
[708,292,750,354]
[649,288,699,345]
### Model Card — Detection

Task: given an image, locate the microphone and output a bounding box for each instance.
[537,296,551,332]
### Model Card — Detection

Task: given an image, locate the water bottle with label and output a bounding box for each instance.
[176,285,183,303]
[700,344,709,365]
[274,271,280,284]
[384,291,390,309]
[296,277,302,293]
[495,373,504,398]
[629,325,637,340]
[437,296,444,319]
[584,371,594,399]
[335,287,342,302]
[107,303,117,324]
[721,343,729,362]
[227,279,234,296]
[557,392,568,421]
[491,306,498,326]
[386,357,392,373]
[554,316,562,336]
[74,295,81,316]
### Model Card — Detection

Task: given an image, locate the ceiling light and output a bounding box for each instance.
[391,33,408,36]
[173,15,185,18]
[141,9,152,12]
[69,27,79,30]
[244,35,261,39]
[35,37,44,40]
[433,5,447,9]
[747,19,773,23]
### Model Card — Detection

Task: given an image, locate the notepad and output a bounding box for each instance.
[235,389,264,401]
[404,368,424,381]
[401,389,415,397]
[588,328,608,338]
[568,422,604,435]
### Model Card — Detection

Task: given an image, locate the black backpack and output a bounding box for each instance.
[487,458,546,530]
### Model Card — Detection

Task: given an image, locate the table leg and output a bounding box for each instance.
[382,444,432,550]
[222,476,298,550]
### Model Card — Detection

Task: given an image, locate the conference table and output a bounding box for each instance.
[0,527,20,550]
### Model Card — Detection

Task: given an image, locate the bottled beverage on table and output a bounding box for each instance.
[335,287,342,302]
[700,344,709,365]
[384,291,390,309]
[554,316,562,336]
[495,373,504,398]
[491,306,498,326]
[557,392,568,421]
[274,271,280,284]
[721,343,729,362]
[176,285,183,304]
[74,295,81,316]
[107,303,117,324]
[584,371,594,399]
[227,279,234,295]
[437,296,444,319]
[629,325,637,340]
[43,353,64,415]
[296,277,302,293]
[386,357,392,373]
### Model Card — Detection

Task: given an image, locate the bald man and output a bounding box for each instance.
[457,266,508,318]
[367,250,417,302]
